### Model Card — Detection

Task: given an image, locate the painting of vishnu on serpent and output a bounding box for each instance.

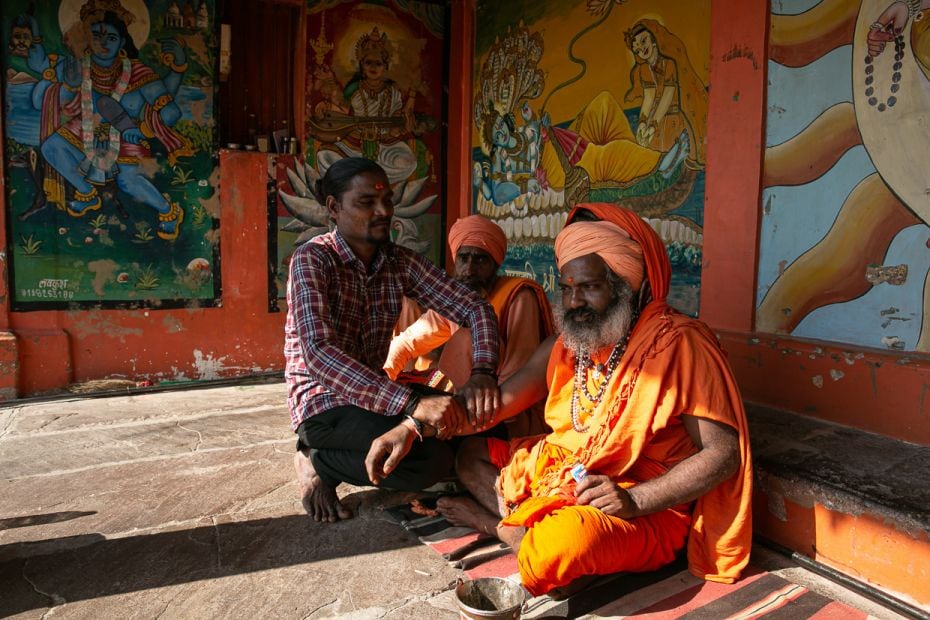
[760,0,930,351]
[2,0,218,309]
[472,0,709,316]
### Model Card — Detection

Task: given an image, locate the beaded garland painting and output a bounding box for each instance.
[758,0,930,352]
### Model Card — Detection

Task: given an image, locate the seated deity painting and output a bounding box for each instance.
[271,1,448,303]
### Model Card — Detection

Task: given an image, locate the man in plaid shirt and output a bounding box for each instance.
[287,157,501,522]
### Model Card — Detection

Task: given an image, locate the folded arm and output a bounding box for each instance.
[383,310,455,379]
[576,415,740,519]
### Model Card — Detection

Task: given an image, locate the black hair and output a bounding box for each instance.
[93,10,139,58]
[313,157,387,204]
[569,208,600,223]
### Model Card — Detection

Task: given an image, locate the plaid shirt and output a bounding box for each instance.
[285,230,499,430]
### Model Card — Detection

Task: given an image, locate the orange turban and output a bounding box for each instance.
[554,220,645,292]
[566,203,670,302]
[448,215,507,265]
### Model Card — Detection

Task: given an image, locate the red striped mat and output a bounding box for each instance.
[386,504,868,619]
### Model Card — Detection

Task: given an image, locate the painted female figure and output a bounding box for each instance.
[624,19,708,167]
[317,26,418,184]
[27,0,192,239]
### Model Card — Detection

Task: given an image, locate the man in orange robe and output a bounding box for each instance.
[385,214,555,437]
[434,203,753,596]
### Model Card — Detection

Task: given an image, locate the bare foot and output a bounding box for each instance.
[294,450,353,522]
[437,496,501,536]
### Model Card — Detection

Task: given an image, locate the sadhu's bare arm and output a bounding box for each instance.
[627,416,740,517]
[576,415,740,518]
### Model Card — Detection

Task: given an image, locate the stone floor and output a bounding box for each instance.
[0,380,911,619]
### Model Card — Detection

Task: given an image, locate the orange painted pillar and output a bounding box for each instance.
[701,0,768,332]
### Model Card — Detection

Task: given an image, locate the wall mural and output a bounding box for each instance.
[270,0,447,304]
[2,0,219,310]
[472,0,709,316]
[760,0,930,351]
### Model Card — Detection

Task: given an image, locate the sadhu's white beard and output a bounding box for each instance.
[556,282,636,354]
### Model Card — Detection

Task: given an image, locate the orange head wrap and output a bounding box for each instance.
[565,203,671,303]
[554,220,645,293]
[448,215,507,265]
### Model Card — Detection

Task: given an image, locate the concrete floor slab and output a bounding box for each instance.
[0,381,916,619]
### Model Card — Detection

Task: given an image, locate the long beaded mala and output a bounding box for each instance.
[864,31,904,112]
[570,315,638,433]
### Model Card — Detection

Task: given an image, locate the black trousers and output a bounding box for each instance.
[296,398,455,491]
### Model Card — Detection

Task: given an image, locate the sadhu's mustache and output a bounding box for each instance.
[564,307,597,322]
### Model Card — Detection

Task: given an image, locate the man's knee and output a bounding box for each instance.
[515,508,605,594]
[388,440,455,490]
[522,507,601,561]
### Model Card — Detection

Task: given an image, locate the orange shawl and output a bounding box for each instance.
[498,203,752,583]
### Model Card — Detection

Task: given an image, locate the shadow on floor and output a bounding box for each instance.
[0,490,418,616]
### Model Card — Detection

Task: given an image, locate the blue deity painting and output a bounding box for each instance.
[2,0,218,309]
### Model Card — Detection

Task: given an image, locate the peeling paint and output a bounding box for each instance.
[881,316,911,329]
[829,369,844,381]
[865,264,908,286]
[193,349,228,380]
[812,375,823,388]
[68,310,145,342]
[200,166,222,219]
[169,366,191,382]
[87,259,120,296]
[162,315,185,333]
[881,335,905,350]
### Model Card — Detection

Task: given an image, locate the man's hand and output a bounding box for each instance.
[457,373,501,430]
[575,474,637,519]
[413,394,466,440]
[364,421,417,485]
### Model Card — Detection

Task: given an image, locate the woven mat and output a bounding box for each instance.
[384,502,867,619]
